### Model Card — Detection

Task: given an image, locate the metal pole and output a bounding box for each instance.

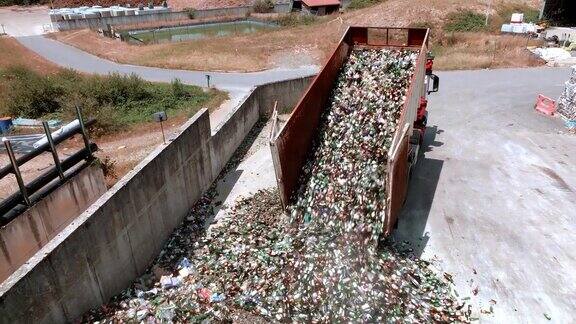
[75,105,93,157]
[206,74,211,88]
[43,121,65,181]
[4,139,31,206]
[485,0,492,26]
[159,120,166,144]
[539,0,546,20]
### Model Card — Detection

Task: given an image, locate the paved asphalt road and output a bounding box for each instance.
[2,6,318,93]
[16,35,319,95]
[394,66,576,323]
[15,34,318,126]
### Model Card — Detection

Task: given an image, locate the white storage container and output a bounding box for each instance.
[511,13,524,23]
[501,24,513,33]
[512,24,526,34]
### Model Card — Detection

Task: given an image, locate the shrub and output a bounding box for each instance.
[185,7,196,19]
[0,68,217,135]
[347,0,382,10]
[275,13,317,27]
[1,66,63,118]
[171,78,187,98]
[97,156,118,180]
[253,0,274,13]
[444,10,486,32]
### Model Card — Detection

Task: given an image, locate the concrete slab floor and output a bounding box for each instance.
[209,66,576,322]
[394,67,576,323]
[210,116,287,221]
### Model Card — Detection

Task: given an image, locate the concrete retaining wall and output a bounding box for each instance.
[0,75,314,324]
[54,3,292,31]
[255,75,315,115]
[0,164,107,283]
[54,11,188,31]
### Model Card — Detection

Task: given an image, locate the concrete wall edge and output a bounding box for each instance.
[0,109,210,296]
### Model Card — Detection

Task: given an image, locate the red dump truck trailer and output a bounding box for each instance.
[269,26,439,236]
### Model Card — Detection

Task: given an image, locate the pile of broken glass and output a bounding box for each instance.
[85,48,470,323]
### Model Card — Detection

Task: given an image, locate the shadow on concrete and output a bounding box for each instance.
[423,125,444,152]
[392,125,444,257]
[207,118,267,223]
[212,169,243,216]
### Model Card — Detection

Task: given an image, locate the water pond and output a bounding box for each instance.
[124,20,277,44]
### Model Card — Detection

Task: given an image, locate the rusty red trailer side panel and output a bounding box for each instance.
[270,26,429,236]
[270,32,352,205]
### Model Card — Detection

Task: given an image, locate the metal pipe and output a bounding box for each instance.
[0,143,98,220]
[43,121,65,181]
[3,139,30,206]
[160,120,166,144]
[485,0,492,26]
[76,106,93,157]
[0,119,95,179]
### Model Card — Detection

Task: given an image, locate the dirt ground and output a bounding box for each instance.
[434,32,545,70]
[0,116,196,199]
[0,36,60,73]
[51,0,544,72]
[169,0,254,10]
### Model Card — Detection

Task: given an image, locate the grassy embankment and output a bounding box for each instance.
[0,37,226,136]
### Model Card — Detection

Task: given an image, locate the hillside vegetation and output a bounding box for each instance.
[0,68,225,135]
[52,0,544,72]
[0,37,225,136]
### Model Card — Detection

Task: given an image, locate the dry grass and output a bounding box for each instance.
[433,32,544,70]
[170,0,254,10]
[50,22,336,72]
[51,0,545,72]
[0,36,61,74]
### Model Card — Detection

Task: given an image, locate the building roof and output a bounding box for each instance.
[302,0,340,7]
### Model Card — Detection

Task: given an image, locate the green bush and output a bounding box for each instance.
[274,13,317,27]
[253,0,274,13]
[171,78,188,98]
[0,67,216,135]
[76,73,149,105]
[444,10,487,32]
[347,0,383,10]
[184,7,196,19]
[1,66,63,118]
